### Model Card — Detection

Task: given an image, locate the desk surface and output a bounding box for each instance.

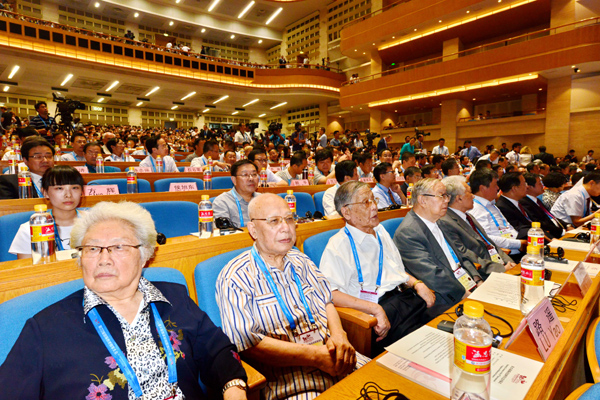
[318,247,600,400]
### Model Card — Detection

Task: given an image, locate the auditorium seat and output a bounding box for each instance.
[211,176,234,189]
[139,201,199,238]
[302,228,338,266]
[87,178,151,193]
[565,384,600,400]
[154,177,204,192]
[102,165,122,173]
[586,316,600,382]
[276,192,316,217]
[0,210,35,262]
[380,217,404,238]
[313,191,326,215]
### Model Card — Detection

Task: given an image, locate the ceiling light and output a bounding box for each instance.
[201,28,206,33]
[106,80,119,91]
[202,109,209,113]
[164,33,168,36]
[238,1,255,19]
[60,73,73,86]
[258,113,266,117]
[171,105,178,110]
[466,10,470,13]
[134,12,139,17]
[439,20,442,23]
[372,43,375,45]
[231,34,235,39]
[145,86,160,96]
[232,111,239,115]
[169,21,174,26]
[98,98,104,103]
[392,36,395,39]
[94,2,100,8]
[3,86,9,92]
[213,95,229,104]
[539,88,542,91]
[176,0,181,3]
[414,28,417,31]
[472,98,476,100]
[208,0,220,12]
[8,65,19,79]
[136,101,143,106]
[571,65,576,68]
[181,91,196,101]
[258,39,263,44]
[270,102,287,110]
[243,98,259,107]
[266,7,282,25]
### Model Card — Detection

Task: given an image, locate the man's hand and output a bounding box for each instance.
[414,282,436,308]
[372,305,391,341]
[504,262,517,271]
[519,240,528,252]
[223,387,247,400]
[325,331,356,376]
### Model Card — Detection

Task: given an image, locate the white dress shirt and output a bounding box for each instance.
[432,145,449,156]
[61,152,86,162]
[469,195,522,252]
[414,213,457,268]
[372,184,402,208]
[322,183,339,217]
[551,186,591,224]
[506,150,520,164]
[139,155,179,173]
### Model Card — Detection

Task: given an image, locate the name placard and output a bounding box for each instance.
[291,179,310,187]
[134,167,152,173]
[326,178,337,185]
[269,167,282,172]
[395,175,406,182]
[74,166,89,174]
[169,182,198,192]
[359,177,374,183]
[184,167,204,172]
[84,185,119,196]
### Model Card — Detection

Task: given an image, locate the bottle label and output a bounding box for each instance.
[454,338,492,375]
[199,209,213,223]
[8,159,15,166]
[521,265,545,286]
[127,176,137,184]
[527,236,544,247]
[31,223,55,242]
[288,201,296,212]
[203,175,212,182]
[592,224,599,235]
[18,177,31,187]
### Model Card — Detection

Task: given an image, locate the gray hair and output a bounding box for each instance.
[412,178,440,205]
[71,201,157,264]
[334,180,370,216]
[442,175,467,205]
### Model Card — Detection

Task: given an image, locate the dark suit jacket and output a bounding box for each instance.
[394,210,482,307]
[376,138,388,153]
[400,182,408,197]
[519,196,566,239]
[0,174,40,200]
[438,208,513,279]
[495,196,530,240]
[534,152,555,166]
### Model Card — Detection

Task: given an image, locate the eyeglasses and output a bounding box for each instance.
[76,244,142,258]
[344,198,379,208]
[422,193,451,201]
[251,215,296,227]
[255,158,268,163]
[29,154,53,161]
[236,173,259,179]
[381,171,394,175]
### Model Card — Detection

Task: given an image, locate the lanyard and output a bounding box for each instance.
[344,227,383,290]
[32,179,42,198]
[582,190,589,217]
[88,303,178,398]
[231,190,245,227]
[49,209,79,251]
[474,199,507,228]
[443,237,460,265]
[251,246,315,333]
[149,156,157,173]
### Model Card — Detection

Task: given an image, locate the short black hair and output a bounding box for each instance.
[539,146,547,152]
[583,171,600,184]
[475,159,492,170]
[289,151,306,167]
[421,164,435,176]
[441,159,457,175]
[22,137,54,160]
[512,142,521,149]
[558,161,570,170]
[498,172,523,193]
[145,137,159,153]
[526,162,538,172]
[106,138,121,153]
[71,132,87,143]
[585,163,597,172]
[15,126,37,141]
[470,168,498,195]
[83,142,102,153]
[248,148,266,162]
[523,172,539,187]
[230,159,258,176]
[203,140,219,154]
[34,101,47,111]
[373,162,392,182]
[192,136,204,148]
[334,160,356,183]
[404,166,421,178]
[401,151,415,163]
[356,152,373,165]
[41,165,84,191]
[314,148,333,163]
[572,172,585,185]
[432,155,444,165]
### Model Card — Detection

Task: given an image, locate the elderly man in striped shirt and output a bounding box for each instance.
[216,193,369,400]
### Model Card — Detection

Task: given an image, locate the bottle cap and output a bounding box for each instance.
[463,301,484,319]
[287,190,293,195]
[34,204,47,212]
[201,195,209,200]
[262,167,266,171]
[409,183,414,186]
[526,245,538,254]
[532,222,541,228]
[596,213,600,219]
[20,166,27,171]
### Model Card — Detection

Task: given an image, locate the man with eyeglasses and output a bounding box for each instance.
[81,142,104,173]
[0,137,55,199]
[61,132,87,162]
[248,149,286,187]
[320,181,434,355]
[104,138,135,162]
[216,193,368,400]
[213,160,261,228]
[372,162,406,208]
[394,178,483,314]
[139,137,179,173]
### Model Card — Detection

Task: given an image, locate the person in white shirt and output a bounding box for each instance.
[190,140,228,171]
[372,162,406,208]
[505,142,522,165]
[139,137,179,173]
[551,172,600,227]
[477,149,500,165]
[353,134,364,149]
[318,127,328,148]
[322,160,358,218]
[103,138,135,162]
[248,149,286,187]
[100,132,115,155]
[234,124,252,147]
[582,150,595,164]
[61,132,87,162]
[356,153,373,179]
[431,138,449,156]
[275,152,306,185]
[320,181,434,354]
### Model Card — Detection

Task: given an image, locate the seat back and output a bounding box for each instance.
[380,217,404,238]
[211,176,234,190]
[302,228,339,266]
[103,165,122,173]
[194,247,251,327]
[154,178,204,192]
[87,178,151,193]
[276,192,316,217]
[0,211,35,262]
[313,191,326,215]
[0,267,187,364]
[139,201,199,238]
[586,316,600,382]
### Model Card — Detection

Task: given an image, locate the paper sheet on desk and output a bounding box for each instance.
[548,239,593,252]
[381,325,543,400]
[467,272,556,311]
[190,229,222,238]
[545,259,600,277]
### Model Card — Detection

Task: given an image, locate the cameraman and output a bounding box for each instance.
[30,101,57,144]
[290,122,305,152]
[269,124,285,147]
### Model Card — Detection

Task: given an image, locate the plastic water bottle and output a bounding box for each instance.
[308,165,314,185]
[407,183,414,207]
[280,151,285,169]
[285,190,297,220]
[124,148,130,160]
[198,195,213,237]
[30,204,56,265]
[14,143,21,161]
[451,301,492,400]
[302,167,308,180]
[590,213,600,258]
[126,167,138,194]
[203,165,212,190]
[54,145,62,161]
[260,167,267,188]
[520,245,545,316]
[207,156,213,172]
[527,221,544,257]
[18,166,33,199]
[156,155,163,173]
[7,151,18,174]
[96,154,104,173]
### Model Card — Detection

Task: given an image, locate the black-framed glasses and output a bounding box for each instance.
[76,244,142,258]
[422,193,450,201]
[251,215,296,227]
[344,198,379,208]
[236,173,259,179]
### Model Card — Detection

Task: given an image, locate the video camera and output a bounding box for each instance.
[365,130,380,147]
[268,122,282,132]
[53,92,85,132]
[415,128,431,137]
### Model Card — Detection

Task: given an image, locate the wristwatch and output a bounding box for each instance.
[222,378,247,394]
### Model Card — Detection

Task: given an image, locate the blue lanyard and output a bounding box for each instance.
[474,199,507,228]
[344,227,384,290]
[149,156,157,172]
[49,209,79,251]
[443,237,460,264]
[582,190,589,217]
[376,183,395,205]
[473,224,493,247]
[231,190,245,227]
[88,302,178,398]
[251,246,315,333]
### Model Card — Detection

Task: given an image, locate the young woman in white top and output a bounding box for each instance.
[9,165,83,258]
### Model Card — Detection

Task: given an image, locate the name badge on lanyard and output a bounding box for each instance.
[345,227,384,304]
[499,226,515,238]
[296,328,322,345]
[488,247,503,263]
[359,289,379,303]
[453,263,477,292]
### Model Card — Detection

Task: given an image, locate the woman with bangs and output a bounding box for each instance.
[9,165,84,258]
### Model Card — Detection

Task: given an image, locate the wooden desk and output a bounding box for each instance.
[318,249,600,400]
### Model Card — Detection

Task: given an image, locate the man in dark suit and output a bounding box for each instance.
[439,176,516,279]
[376,134,391,154]
[394,178,483,316]
[520,173,570,239]
[534,146,555,166]
[495,172,536,240]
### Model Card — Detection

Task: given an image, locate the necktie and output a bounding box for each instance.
[388,188,398,205]
[538,198,564,229]
[466,214,495,250]
[518,203,531,221]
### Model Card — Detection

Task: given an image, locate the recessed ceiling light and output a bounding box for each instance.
[94,2,100,8]
[414,28,417,31]
[3,86,9,92]
[363,52,365,55]
[171,105,178,110]
[201,28,206,33]
[372,43,375,45]
[98,98,104,103]
[472,98,476,101]
[202,109,209,113]
[395,110,398,112]
[571,65,576,68]
[134,12,139,17]
[231,34,235,39]
[238,1,255,19]
[169,21,174,26]
[176,0,181,3]
[266,7,283,25]
[213,95,229,104]
[208,0,220,12]
[232,111,239,115]
[258,39,263,44]
[439,20,442,23]
[243,98,259,107]
[258,113,266,117]
[354,49,357,52]
[106,80,119,91]
[60,73,73,86]
[145,86,160,96]
[270,102,287,110]
[466,10,470,13]
[392,36,395,39]
[538,88,542,91]
[181,91,196,101]
[8,65,19,79]
[136,101,143,106]
[498,0,501,2]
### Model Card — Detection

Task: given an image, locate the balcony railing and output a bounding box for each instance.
[342,0,412,30]
[341,17,600,87]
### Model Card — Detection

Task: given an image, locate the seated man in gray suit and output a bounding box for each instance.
[394,178,483,315]
[438,176,517,280]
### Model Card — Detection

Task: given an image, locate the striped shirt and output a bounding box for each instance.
[216,247,368,400]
